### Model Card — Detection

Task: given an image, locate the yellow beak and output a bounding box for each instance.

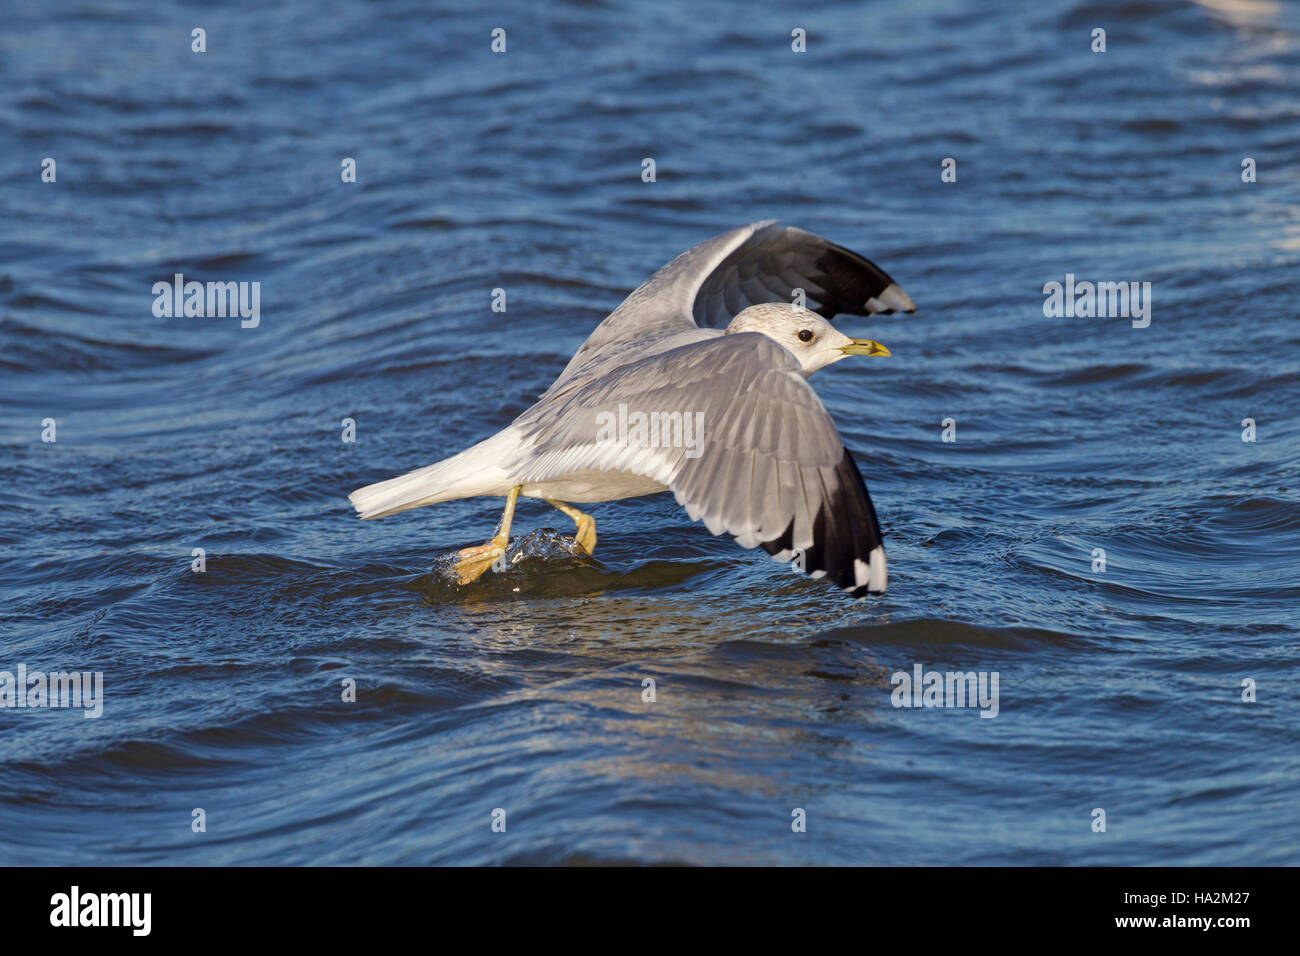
[839,338,891,357]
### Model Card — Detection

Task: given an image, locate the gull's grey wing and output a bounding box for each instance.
[545,220,916,398]
[509,333,887,597]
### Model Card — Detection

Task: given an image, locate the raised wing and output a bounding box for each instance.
[688,220,916,327]
[510,333,887,597]
[546,220,915,398]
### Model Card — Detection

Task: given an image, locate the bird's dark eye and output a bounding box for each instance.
[797,329,814,342]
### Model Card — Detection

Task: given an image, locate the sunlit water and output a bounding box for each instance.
[2,0,1298,865]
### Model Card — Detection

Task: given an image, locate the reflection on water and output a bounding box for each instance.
[1189,0,1282,29]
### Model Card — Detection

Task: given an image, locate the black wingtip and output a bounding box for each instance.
[811,242,916,319]
[758,450,887,598]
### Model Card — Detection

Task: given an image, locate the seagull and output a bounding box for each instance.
[348,220,915,598]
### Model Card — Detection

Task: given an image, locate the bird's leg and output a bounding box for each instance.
[453,486,520,584]
[543,498,597,555]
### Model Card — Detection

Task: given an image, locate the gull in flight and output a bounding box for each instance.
[348,220,915,598]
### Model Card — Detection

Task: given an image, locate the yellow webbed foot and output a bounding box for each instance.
[452,487,520,585]
[453,538,506,585]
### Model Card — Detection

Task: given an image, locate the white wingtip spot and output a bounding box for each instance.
[854,558,869,587]
[866,283,917,315]
[867,546,887,593]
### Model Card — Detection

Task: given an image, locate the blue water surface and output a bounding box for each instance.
[1,0,1298,865]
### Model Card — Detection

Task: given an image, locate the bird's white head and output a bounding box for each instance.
[723,303,890,376]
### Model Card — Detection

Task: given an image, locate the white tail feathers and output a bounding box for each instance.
[348,462,458,519]
[348,431,517,519]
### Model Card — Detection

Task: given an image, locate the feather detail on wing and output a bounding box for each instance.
[510,333,887,596]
